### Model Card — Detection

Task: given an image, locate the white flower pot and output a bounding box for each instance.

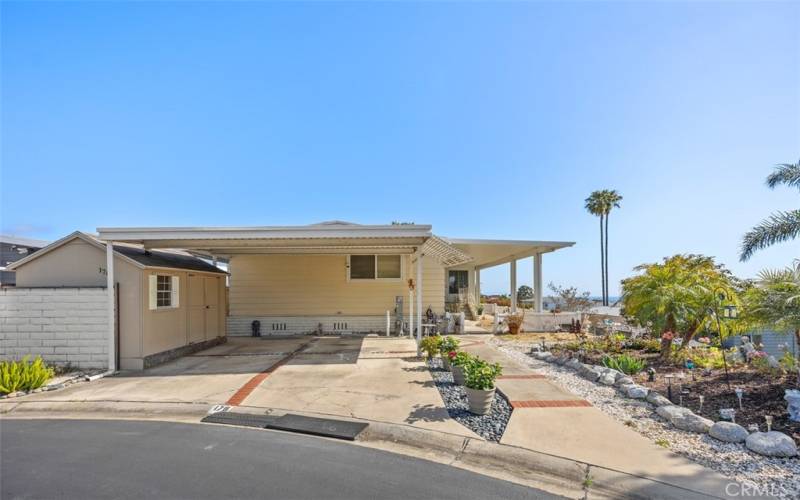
[451,365,465,385]
[465,387,495,415]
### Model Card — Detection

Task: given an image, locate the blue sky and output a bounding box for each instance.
[2,1,798,296]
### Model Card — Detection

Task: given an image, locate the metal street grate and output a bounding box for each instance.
[201,412,279,428]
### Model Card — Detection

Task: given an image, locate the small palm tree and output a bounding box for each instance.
[740,160,800,261]
[585,190,622,306]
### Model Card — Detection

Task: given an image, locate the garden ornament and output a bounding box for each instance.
[647,367,656,382]
[735,387,744,410]
[785,389,800,422]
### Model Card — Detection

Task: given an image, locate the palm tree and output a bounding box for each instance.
[585,193,606,305]
[599,190,622,306]
[585,190,622,306]
[740,160,800,261]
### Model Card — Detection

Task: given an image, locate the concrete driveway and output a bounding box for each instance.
[2,336,472,437]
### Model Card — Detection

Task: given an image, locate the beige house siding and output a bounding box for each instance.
[139,270,225,359]
[228,254,445,317]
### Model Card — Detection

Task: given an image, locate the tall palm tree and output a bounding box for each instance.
[585,193,606,305]
[740,160,800,261]
[599,190,622,306]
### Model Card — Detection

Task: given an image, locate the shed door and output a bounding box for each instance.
[187,274,206,344]
[204,276,219,339]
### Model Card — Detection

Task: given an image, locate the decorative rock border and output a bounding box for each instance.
[531,351,798,458]
[0,369,105,400]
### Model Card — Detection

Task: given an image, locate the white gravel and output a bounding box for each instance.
[490,337,800,499]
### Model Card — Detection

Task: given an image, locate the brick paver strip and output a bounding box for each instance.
[497,374,547,380]
[510,400,592,408]
[226,341,312,406]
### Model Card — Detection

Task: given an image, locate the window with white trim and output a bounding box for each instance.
[348,255,402,281]
[149,274,180,310]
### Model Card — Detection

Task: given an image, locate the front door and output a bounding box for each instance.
[187,274,206,344]
[203,276,219,340]
[448,270,469,303]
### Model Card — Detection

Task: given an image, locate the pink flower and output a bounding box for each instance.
[448,351,457,360]
[698,337,711,344]
[661,331,675,341]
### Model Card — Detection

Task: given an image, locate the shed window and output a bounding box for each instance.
[349,255,402,281]
[149,274,180,310]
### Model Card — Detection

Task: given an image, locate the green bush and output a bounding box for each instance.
[687,347,725,370]
[450,351,474,367]
[0,356,54,394]
[439,336,460,356]
[463,357,503,390]
[626,337,661,353]
[420,336,443,359]
[602,354,647,375]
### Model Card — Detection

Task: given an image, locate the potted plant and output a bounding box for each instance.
[439,336,460,369]
[505,311,525,335]
[463,357,503,415]
[449,351,473,385]
[419,336,443,360]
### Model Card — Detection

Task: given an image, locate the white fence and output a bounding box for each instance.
[0,287,109,369]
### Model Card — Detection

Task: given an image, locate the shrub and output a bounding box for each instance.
[451,351,474,367]
[463,357,503,390]
[779,351,798,372]
[602,354,647,375]
[0,356,54,394]
[439,336,460,356]
[420,336,443,359]
[626,337,661,353]
[687,347,725,370]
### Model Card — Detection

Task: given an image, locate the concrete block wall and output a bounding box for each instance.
[227,315,392,336]
[0,287,109,369]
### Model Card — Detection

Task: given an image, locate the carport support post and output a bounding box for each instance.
[534,253,543,313]
[416,251,423,356]
[106,241,116,372]
[510,259,517,314]
[408,288,414,338]
[474,268,481,306]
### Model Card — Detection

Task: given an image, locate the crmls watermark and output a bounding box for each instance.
[726,481,788,497]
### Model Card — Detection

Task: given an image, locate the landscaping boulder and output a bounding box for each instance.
[614,376,634,387]
[531,352,552,361]
[645,391,673,407]
[625,385,649,399]
[656,405,690,420]
[564,359,582,370]
[745,432,798,457]
[656,406,713,433]
[598,371,617,385]
[614,371,628,382]
[709,422,749,443]
[578,364,601,382]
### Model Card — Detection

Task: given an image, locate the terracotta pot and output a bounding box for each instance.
[465,387,495,415]
[442,356,451,370]
[508,324,521,335]
[451,365,466,385]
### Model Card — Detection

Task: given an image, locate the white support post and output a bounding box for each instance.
[534,253,543,313]
[510,259,517,314]
[386,310,391,337]
[106,241,116,372]
[408,288,414,338]
[416,252,424,355]
[474,268,481,307]
[212,255,218,269]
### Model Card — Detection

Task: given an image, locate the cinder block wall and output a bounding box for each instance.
[0,287,109,369]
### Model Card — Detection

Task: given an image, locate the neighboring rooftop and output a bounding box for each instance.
[0,234,50,248]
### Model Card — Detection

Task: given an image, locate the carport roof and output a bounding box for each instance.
[95,222,574,268]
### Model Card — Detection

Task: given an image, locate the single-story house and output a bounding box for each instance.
[6,231,227,370]
[6,222,574,370]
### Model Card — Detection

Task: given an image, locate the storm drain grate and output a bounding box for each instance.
[201,412,280,428]
[201,412,368,440]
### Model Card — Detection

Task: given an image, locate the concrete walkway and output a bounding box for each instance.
[459,336,734,498]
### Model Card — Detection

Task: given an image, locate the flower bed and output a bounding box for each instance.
[492,336,800,499]
[426,357,512,441]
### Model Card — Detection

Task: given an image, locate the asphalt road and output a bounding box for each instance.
[1,419,558,499]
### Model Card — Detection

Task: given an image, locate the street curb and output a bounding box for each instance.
[1,401,734,499]
[360,421,731,500]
